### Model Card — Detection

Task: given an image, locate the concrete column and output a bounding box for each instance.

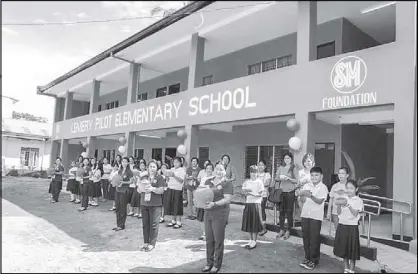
[86,136,97,158]
[293,112,315,169]
[188,33,205,89]
[183,125,198,166]
[297,1,317,64]
[59,139,69,173]
[124,132,135,157]
[89,80,100,114]
[49,140,60,168]
[127,63,141,104]
[393,1,416,240]
[63,91,73,120]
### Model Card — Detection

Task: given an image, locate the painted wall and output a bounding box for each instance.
[1,137,51,170]
[341,18,380,53]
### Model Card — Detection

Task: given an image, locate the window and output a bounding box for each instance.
[168,83,181,95]
[198,147,210,169]
[165,148,177,166]
[156,87,167,98]
[105,101,119,110]
[134,149,144,159]
[102,150,115,161]
[277,55,292,68]
[262,59,277,72]
[115,101,119,108]
[317,41,336,60]
[152,148,163,161]
[244,145,289,179]
[248,63,261,75]
[202,75,214,86]
[137,92,148,102]
[20,147,39,168]
[98,105,102,112]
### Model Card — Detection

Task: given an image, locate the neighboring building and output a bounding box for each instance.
[37,2,416,246]
[1,118,52,172]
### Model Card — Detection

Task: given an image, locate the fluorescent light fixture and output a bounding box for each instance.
[358,119,394,125]
[361,1,396,14]
[138,134,163,139]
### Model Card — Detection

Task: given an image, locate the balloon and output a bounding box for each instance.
[177,129,187,139]
[194,188,214,208]
[118,136,126,144]
[177,144,187,155]
[118,145,126,154]
[82,142,89,148]
[286,119,300,132]
[81,152,87,158]
[289,136,302,151]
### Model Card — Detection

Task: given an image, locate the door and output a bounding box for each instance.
[314,143,335,190]
[165,148,177,167]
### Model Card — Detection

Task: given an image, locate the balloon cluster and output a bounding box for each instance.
[286,118,302,151]
[176,129,188,156]
[118,136,126,154]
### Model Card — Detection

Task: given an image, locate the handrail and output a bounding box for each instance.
[359,193,412,241]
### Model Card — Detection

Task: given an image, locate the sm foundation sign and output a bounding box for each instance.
[53,86,256,139]
[322,56,377,110]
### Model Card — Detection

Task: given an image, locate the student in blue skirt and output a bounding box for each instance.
[333,179,363,273]
[79,158,91,211]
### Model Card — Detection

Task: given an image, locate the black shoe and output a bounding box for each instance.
[304,261,317,270]
[189,216,197,220]
[201,265,212,273]
[300,259,310,268]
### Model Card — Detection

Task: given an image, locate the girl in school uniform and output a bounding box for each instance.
[114,157,134,231]
[108,164,119,211]
[127,156,137,216]
[131,161,146,218]
[50,157,65,203]
[92,162,103,206]
[101,157,112,202]
[89,158,101,206]
[74,161,83,204]
[163,156,186,229]
[241,165,265,249]
[333,179,363,273]
[256,160,271,236]
[79,158,92,211]
[158,163,170,223]
[327,167,350,231]
[67,161,77,202]
[196,162,214,241]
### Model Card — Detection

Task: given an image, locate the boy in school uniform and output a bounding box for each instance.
[298,166,329,270]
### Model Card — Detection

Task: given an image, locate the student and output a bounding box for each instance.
[67,161,77,202]
[73,161,83,204]
[79,158,92,211]
[195,162,214,241]
[221,155,236,184]
[101,157,112,202]
[197,160,211,181]
[276,152,298,240]
[108,164,119,211]
[163,156,186,229]
[256,160,271,236]
[185,157,201,220]
[297,153,315,214]
[298,166,329,270]
[327,167,350,231]
[88,158,97,206]
[333,179,363,274]
[131,161,147,218]
[158,163,170,223]
[50,157,64,203]
[201,162,233,274]
[89,158,102,206]
[114,157,134,231]
[127,156,136,216]
[241,165,264,249]
[139,160,166,252]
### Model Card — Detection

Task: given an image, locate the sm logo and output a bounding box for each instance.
[330,56,367,94]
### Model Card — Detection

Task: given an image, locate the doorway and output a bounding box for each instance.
[314,143,335,189]
[165,147,177,167]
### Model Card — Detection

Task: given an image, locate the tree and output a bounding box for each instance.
[12,111,48,123]
[150,1,190,18]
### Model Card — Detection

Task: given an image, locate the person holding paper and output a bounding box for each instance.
[113,157,134,231]
[185,157,201,220]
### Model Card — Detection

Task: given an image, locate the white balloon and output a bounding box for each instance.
[118,145,126,154]
[177,144,187,155]
[81,152,87,158]
[289,137,302,151]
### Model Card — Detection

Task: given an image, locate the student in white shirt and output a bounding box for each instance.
[333,179,363,274]
[67,161,78,202]
[101,157,112,202]
[298,166,329,270]
[241,165,264,250]
[163,156,186,229]
[256,160,271,236]
[327,167,350,230]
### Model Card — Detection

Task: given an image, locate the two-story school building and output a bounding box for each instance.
[38,2,416,246]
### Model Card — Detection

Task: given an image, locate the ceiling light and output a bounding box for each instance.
[138,134,163,139]
[361,1,396,14]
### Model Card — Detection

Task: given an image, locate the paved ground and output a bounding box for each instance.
[1,177,376,273]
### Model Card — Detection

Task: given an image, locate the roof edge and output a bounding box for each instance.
[37,1,215,95]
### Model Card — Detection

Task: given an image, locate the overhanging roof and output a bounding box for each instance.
[36,1,214,96]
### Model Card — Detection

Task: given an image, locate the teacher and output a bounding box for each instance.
[201,161,233,274]
[113,157,134,231]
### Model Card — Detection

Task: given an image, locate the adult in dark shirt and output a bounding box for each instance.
[201,162,233,274]
[113,157,134,231]
[79,158,91,211]
[185,157,201,220]
[50,157,64,203]
[139,160,166,252]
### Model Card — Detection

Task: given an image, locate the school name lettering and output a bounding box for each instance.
[70,86,256,134]
[322,92,377,110]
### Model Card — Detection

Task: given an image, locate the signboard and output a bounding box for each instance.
[322,56,377,110]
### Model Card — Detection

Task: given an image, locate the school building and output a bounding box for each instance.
[37,2,416,249]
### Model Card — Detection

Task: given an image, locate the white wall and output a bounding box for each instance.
[2,137,51,170]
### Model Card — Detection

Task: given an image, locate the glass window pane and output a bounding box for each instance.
[156,87,167,98]
[262,59,277,72]
[202,75,214,86]
[248,63,261,75]
[244,146,258,178]
[259,146,274,175]
[168,83,180,95]
[198,147,210,169]
[277,55,293,68]
[317,42,335,60]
